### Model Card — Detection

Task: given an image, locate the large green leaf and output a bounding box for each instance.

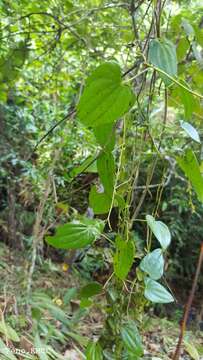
[113,236,134,280]
[97,152,115,197]
[177,149,203,203]
[121,321,143,358]
[46,218,104,249]
[140,248,164,280]
[148,38,177,85]
[86,341,103,360]
[77,62,135,128]
[146,215,171,250]
[144,278,174,303]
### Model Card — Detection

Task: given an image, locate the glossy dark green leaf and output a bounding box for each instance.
[113,236,134,280]
[144,278,174,303]
[177,149,203,203]
[79,282,103,299]
[89,185,111,214]
[146,215,171,250]
[77,62,135,128]
[140,248,164,280]
[46,218,104,249]
[97,152,115,197]
[86,341,103,360]
[121,321,143,358]
[148,38,177,85]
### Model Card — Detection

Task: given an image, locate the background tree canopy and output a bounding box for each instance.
[0,0,203,359]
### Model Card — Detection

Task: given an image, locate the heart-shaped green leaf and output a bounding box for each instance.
[148,38,177,85]
[77,62,135,128]
[144,278,174,303]
[46,218,104,249]
[140,248,164,280]
[146,215,171,250]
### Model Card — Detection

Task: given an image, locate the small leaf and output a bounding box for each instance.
[140,249,164,280]
[46,218,104,249]
[177,149,203,203]
[114,236,134,280]
[180,121,201,143]
[86,341,103,360]
[146,215,171,250]
[177,37,190,62]
[181,19,195,37]
[79,282,103,299]
[144,278,174,303]
[184,340,199,360]
[77,62,135,128]
[89,185,111,214]
[148,38,177,85]
[192,42,203,66]
[121,321,143,357]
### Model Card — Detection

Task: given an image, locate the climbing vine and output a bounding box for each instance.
[44,1,203,358]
